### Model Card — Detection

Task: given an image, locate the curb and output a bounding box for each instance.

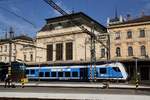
[0,83,150,90]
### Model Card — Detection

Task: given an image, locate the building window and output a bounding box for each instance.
[48,24,54,30]
[0,56,2,61]
[47,44,53,61]
[0,46,2,52]
[140,29,145,37]
[56,43,63,60]
[4,45,7,52]
[24,54,26,61]
[30,54,33,61]
[4,56,7,62]
[127,31,132,39]
[141,45,146,56]
[128,46,133,56]
[101,48,105,58]
[55,23,63,30]
[116,47,121,57]
[66,42,73,60]
[115,32,120,40]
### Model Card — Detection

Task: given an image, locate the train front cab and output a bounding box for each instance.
[88,65,124,81]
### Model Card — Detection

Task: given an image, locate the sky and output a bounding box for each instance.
[0,0,150,38]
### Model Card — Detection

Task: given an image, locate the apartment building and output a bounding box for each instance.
[107,15,150,81]
[0,35,34,63]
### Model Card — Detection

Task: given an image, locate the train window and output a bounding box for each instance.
[39,72,44,77]
[31,69,35,74]
[72,72,78,77]
[65,72,70,77]
[51,72,56,77]
[26,70,29,74]
[113,67,121,72]
[100,68,106,74]
[45,72,50,77]
[58,72,63,77]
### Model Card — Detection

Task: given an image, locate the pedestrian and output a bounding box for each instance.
[21,78,25,88]
[4,74,10,88]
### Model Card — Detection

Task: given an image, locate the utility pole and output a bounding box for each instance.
[90,24,97,82]
[106,34,111,61]
[8,27,14,78]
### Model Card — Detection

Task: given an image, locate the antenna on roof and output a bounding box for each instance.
[126,13,131,21]
[115,7,118,19]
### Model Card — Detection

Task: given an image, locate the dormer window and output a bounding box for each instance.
[48,24,54,30]
[55,23,63,29]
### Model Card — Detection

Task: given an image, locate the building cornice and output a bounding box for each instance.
[36,30,84,40]
[108,21,150,29]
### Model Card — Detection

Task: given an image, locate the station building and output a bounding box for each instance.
[33,12,107,65]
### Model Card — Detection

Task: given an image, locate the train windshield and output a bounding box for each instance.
[112,67,121,72]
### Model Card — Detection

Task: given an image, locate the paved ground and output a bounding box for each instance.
[0,86,150,95]
[0,82,150,100]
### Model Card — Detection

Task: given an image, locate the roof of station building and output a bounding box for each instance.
[40,12,107,33]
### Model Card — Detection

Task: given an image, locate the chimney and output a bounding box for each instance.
[107,17,110,26]
[119,15,123,22]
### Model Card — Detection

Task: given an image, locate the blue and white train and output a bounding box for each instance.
[26,62,128,81]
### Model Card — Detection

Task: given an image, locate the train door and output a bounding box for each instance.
[80,68,88,81]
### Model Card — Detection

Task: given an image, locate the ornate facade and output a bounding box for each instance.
[108,15,150,81]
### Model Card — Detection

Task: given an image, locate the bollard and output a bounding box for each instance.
[135,79,139,89]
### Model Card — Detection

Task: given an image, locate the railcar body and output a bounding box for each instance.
[0,62,26,81]
[26,62,128,81]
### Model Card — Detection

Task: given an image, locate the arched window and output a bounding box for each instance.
[115,32,120,40]
[141,45,146,56]
[116,47,121,57]
[128,46,133,56]
[140,29,145,37]
[127,31,132,38]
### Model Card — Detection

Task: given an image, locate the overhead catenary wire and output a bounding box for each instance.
[0,6,36,28]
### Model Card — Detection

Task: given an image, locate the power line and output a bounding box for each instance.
[0,0,22,4]
[0,6,36,28]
